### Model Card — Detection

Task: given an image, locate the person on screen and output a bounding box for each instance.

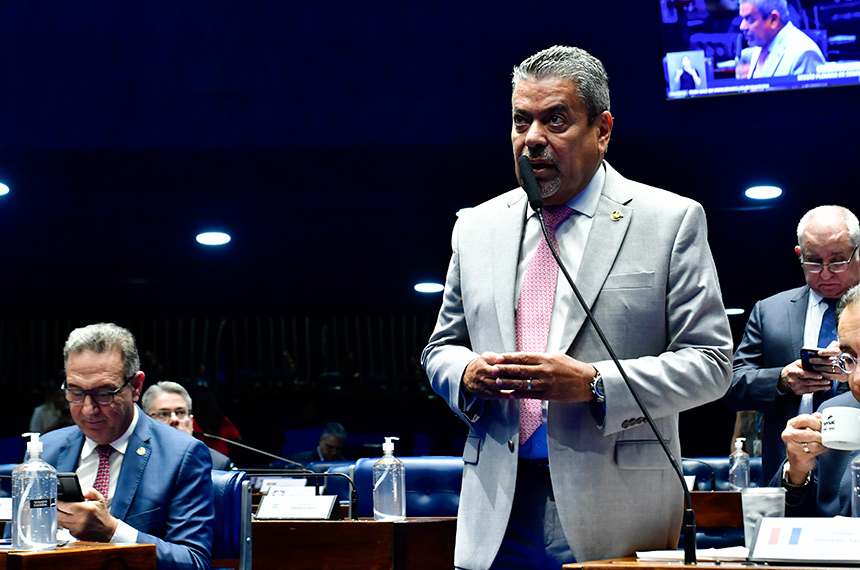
[738,0,824,78]
[674,55,702,90]
[141,380,234,471]
[421,45,732,569]
[723,206,859,483]
[45,323,214,570]
[776,284,860,516]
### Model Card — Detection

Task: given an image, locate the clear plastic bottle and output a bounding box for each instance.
[12,432,57,550]
[372,436,406,521]
[728,436,750,491]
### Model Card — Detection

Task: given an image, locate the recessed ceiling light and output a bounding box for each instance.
[414,282,444,293]
[0,183,9,196]
[744,186,782,200]
[196,231,231,246]
[725,308,745,316]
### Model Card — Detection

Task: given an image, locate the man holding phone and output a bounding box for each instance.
[724,205,860,482]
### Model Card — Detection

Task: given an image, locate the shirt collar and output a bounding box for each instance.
[523,162,605,221]
[81,405,139,458]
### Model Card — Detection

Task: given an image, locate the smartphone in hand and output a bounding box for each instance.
[57,473,84,502]
[800,347,826,372]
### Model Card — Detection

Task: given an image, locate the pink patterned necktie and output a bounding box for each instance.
[517,205,574,445]
[94,444,114,499]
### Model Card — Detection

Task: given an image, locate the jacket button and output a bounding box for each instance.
[508,439,516,452]
[622,419,630,429]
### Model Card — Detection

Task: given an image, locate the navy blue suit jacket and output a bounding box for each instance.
[770,392,860,516]
[724,286,839,482]
[41,407,215,570]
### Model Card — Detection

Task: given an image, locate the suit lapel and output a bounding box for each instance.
[787,287,809,359]
[559,165,632,352]
[494,193,528,352]
[111,412,153,520]
[56,431,85,472]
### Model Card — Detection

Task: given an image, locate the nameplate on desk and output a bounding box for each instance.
[749,516,860,565]
[256,494,338,520]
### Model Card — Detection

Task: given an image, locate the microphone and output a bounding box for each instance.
[193,431,310,471]
[518,164,699,564]
[681,457,717,491]
[517,155,544,212]
[194,431,359,519]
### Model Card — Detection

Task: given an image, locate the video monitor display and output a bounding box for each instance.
[659,0,860,99]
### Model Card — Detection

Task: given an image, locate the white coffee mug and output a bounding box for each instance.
[820,406,860,451]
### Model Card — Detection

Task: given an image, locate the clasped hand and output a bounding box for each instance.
[57,487,119,542]
[462,351,595,403]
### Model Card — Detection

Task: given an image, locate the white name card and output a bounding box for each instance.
[749,517,860,564]
[256,494,337,520]
[264,485,316,496]
[0,498,11,521]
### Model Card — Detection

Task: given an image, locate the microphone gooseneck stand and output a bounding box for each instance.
[516,155,698,564]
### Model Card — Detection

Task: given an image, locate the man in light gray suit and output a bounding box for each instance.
[421,45,733,569]
[739,0,824,79]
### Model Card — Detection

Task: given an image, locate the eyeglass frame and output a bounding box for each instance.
[834,352,858,374]
[62,376,135,406]
[149,408,192,421]
[799,244,860,274]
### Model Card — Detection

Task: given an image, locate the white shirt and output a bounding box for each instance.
[76,405,140,543]
[798,290,836,414]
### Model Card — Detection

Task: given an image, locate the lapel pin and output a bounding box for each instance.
[136,446,146,456]
[610,210,623,221]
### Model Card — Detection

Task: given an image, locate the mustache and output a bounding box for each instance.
[523,149,558,167]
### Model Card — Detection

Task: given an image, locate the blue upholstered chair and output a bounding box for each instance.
[350,456,463,518]
[211,469,252,570]
[682,456,765,490]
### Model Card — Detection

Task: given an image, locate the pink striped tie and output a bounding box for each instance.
[517,205,573,444]
[94,444,114,499]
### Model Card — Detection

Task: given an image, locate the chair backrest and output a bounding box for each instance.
[352,456,463,518]
[211,469,252,570]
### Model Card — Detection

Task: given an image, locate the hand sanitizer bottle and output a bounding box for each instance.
[728,437,750,491]
[12,432,58,550]
[372,436,406,521]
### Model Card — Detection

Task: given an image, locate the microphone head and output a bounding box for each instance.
[517,155,544,212]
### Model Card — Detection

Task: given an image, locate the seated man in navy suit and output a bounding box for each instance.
[777,284,860,515]
[46,323,214,570]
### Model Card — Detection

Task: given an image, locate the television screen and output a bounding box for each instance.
[659,0,860,99]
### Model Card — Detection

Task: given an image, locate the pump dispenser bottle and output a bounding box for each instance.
[728,436,750,491]
[372,436,406,521]
[12,432,57,550]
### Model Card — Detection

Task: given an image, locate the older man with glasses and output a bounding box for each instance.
[777,284,860,514]
[43,323,215,570]
[725,205,860,483]
[141,381,233,470]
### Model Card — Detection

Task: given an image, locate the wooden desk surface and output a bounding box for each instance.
[0,542,155,570]
[253,517,456,570]
[563,557,860,570]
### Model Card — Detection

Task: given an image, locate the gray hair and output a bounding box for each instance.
[512,45,610,125]
[141,381,192,414]
[742,0,790,23]
[322,422,346,440]
[63,323,140,380]
[796,205,860,249]
[836,284,860,327]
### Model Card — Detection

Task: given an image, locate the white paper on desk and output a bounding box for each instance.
[0,497,11,521]
[258,477,307,491]
[636,546,749,562]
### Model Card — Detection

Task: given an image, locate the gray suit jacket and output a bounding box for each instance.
[723,286,839,482]
[745,21,825,78]
[421,162,732,568]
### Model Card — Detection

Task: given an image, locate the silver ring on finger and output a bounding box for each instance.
[527,378,532,390]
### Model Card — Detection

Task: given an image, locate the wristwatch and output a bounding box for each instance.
[781,463,812,490]
[590,370,605,403]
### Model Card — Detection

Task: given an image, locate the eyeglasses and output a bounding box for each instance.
[800,244,859,274]
[835,352,858,374]
[63,378,132,405]
[149,408,190,421]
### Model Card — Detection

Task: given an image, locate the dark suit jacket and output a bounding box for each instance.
[41,407,215,570]
[724,286,839,482]
[771,393,860,517]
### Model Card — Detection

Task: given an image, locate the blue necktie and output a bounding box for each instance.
[818,298,838,348]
